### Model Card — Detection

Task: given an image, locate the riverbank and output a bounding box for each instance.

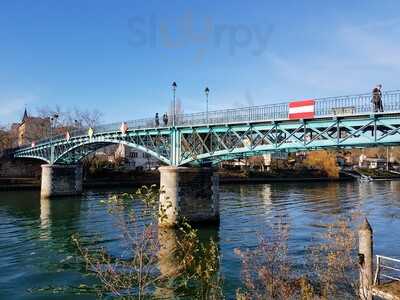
[0,169,354,191]
[356,168,400,180]
[0,177,41,190]
[3,168,400,191]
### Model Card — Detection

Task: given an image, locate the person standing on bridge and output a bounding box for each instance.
[163,113,168,126]
[372,84,383,112]
[155,113,160,127]
[88,127,94,139]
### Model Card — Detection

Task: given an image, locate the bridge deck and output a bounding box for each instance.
[13,90,400,166]
[15,110,400,151]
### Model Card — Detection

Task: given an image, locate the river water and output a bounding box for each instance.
[1,181,400,299]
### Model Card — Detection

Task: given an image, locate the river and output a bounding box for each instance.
[1,181,400,299]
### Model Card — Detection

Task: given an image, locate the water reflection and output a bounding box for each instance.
[390,180,400,198]
[38,196,82,244]
[155,227,178,299]
[1,181,400,300]
[155,225,221,299]
[0,190,40,220]
[39,197,51,240]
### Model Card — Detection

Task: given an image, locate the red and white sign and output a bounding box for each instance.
[288,99,315,120]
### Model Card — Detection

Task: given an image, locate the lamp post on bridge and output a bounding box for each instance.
[172,81,177,127]
[49,114,59,164]
[73,119,79,137]
[205,87,210,124]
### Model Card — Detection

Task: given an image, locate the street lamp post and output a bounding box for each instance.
[205,87,210,124]
[172,82,177,127]
[74,119,79,136]
[49,114,59,164]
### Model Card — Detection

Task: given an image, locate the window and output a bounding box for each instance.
[130,152,138,158]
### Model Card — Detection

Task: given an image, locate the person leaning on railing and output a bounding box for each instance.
[372,84,383,112]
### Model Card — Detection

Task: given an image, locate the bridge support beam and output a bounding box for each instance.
[158,166,219,227]
[40,164,83,198]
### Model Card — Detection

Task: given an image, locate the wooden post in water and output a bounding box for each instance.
[359,218,373,300]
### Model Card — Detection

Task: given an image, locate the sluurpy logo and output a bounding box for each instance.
[128,11,274,62]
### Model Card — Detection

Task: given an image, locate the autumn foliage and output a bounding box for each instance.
[303,150,339,178]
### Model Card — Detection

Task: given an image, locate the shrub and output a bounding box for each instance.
[72,185,223,299]
[303,150,339,178]
[235,215,362,299]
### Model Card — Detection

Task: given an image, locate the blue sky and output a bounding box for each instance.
[1,0,400,124]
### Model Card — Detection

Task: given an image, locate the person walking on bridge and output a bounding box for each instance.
[155,113,160,127]
[163,113,168,126]
[372,84,383,112]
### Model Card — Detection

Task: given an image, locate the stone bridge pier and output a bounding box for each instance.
[40,164,83,198]
[158,166,219,227]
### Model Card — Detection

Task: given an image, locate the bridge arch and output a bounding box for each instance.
[179,146,280,166]
[54,139,171,165]
[13,154,50,164]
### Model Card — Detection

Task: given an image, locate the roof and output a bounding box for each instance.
[21,108,28,123]
[364,158,386,162]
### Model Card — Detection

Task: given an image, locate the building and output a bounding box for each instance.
[359,154,387,169]
[263,152,289,166]
[93,144,118,163]
[336,153,354,168]
[91,144,161,170]
[115,144,160,170]
[14,109,50,147]
[220,152,289,170]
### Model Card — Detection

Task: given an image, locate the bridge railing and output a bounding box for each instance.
[178,90,400,126]
[14,89,400,151]
[314,90,400,116]
[177,102,290,125]
[16,117,156,149]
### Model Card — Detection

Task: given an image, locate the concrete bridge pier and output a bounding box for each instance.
[40,164,83,198]
[158,166,219,227]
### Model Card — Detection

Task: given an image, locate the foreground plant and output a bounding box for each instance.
[235,218,306,300]
[308,216,360,299]
[235,215,362,300]
[72,185,223,299]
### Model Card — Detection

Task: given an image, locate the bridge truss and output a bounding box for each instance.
[14,111,400,166]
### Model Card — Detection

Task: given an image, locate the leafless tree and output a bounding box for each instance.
[36,105,103,129]
[246,156,265,171]
[0,126,12,151]
[169,98,184,124]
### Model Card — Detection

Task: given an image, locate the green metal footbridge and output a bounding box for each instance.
[13,90,400,166]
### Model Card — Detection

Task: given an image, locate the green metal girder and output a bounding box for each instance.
[14,112,400,166]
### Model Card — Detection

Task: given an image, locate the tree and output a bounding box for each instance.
[169,98,184,124]
[236,216,361,299]
[303,150,339,177]
[246,155,266,171]
[36,105,103,129]
[71,186,223,299]
[0,127,12,151]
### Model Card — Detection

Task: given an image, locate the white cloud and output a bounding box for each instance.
[340,23,400,70]
[264,19,400,98]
